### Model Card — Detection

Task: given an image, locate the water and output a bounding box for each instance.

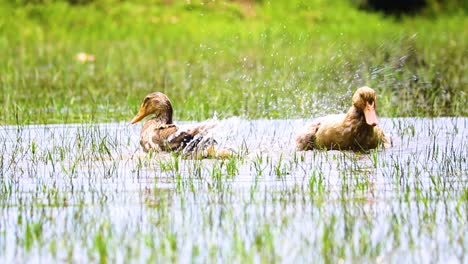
[0,118,467,262]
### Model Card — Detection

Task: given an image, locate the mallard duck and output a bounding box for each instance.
[131,92,232,158]
[296,86,391,151]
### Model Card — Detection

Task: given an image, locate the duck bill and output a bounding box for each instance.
[364,102,378,126]
[130,108,147,124]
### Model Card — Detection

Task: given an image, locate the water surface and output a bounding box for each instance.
[0,118,466,262]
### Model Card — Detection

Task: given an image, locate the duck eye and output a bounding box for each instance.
[368,98,374,104]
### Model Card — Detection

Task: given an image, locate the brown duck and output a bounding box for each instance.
[296,86,391,151]
[131,92,230,157]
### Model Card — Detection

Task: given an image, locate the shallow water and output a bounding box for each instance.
[0,118,467,262]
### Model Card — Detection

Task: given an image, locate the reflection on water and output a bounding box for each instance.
[0,118,467,262]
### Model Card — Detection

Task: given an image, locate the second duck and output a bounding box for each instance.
[296,86,391,151]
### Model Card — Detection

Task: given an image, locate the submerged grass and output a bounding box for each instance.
[0,1,467,124]
[0,118,466,262]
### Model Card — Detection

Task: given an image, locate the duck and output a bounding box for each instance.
[296,86,391,151]
[130,92,232,158]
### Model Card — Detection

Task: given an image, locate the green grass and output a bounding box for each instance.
[0,0,466,124]
[1,2,466,260]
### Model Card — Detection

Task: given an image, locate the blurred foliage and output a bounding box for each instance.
[0,0,466,124]
[355,0,468,16]
[7,0,266,6]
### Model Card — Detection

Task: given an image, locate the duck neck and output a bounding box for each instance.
[155,104,174,124]
[345,106,372,131]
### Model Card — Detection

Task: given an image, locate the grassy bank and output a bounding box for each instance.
[0,0,466,124]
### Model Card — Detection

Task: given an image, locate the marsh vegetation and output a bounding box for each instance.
[0,118,467,262]
[0,0,467,262]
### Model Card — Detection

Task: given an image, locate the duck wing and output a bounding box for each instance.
[181,133,217,156]
[165,129,194,152]
[166,120,218,154]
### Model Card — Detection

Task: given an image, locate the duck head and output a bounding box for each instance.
[352,86,378,126]
[130,92,173,124]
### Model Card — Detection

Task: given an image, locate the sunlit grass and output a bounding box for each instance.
[0,1,466,125]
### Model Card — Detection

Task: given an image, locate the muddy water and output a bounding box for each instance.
[0,118,467,262]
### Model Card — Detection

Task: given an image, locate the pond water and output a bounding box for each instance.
[0,118,467,262]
